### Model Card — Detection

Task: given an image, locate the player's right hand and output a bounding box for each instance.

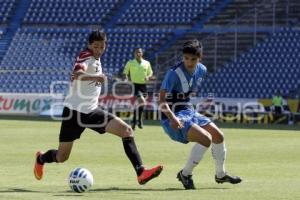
[170,117,184,130]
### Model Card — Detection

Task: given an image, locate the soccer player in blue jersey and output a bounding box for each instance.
[159,39,242,189]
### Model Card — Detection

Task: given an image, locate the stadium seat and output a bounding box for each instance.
[23,0,123,25]
[0,0,17,23]
[198,28,300,98]
[0,27,172,93]
[117,0,215,25]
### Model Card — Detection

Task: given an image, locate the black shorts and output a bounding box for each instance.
[59,107,115,142]
[133,83,147,98]
[274,106,282,115]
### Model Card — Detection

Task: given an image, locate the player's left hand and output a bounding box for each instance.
[170,117,184,130]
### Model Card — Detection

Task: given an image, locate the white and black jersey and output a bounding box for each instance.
[64,49,102,114]
[60,49,114,142]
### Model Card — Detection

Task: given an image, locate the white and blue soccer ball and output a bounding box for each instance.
[68,167,94,193]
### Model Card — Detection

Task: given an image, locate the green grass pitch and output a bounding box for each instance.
[0,118,300,200]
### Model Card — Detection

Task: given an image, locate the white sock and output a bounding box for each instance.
[211,142,226,178]
[182,143,208,176]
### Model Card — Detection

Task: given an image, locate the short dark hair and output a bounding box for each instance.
[88,30,107,44]
[182,39,202,57]
[134,47,143,53]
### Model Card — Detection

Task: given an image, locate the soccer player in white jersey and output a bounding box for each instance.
[159,39,241,189]
[34,30,162,185]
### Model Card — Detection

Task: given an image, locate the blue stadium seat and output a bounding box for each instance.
[23,0,123,25]
[117,0,215,25]
[0,27,172,93]
[0,0,17,23]
[198,28,300,98]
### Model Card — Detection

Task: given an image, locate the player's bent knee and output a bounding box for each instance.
[218,133,224,143]
[111,119,133,138]
[115,118,134,137]
[212,131,224,143]
[201,134,212,147]
[106,118,134,138]
[122,124,134,138]
[208,134,213,144]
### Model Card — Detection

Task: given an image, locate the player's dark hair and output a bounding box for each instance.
[182,39,202,57]
[134,47,143,53]
[88,30,107,44]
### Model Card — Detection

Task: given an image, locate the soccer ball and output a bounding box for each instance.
[68,167,94,193]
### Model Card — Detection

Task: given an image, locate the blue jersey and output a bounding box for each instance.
[160,62,207,120]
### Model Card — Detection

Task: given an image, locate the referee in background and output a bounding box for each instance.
[123,48,153,130]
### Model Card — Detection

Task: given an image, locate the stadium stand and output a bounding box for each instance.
[23,0,124,25]
[0,0,17,24]
[0,0,299,99]
[0,28,5,40]
[156,0,299,72]
[1,27,87,71]
[0,27,172,93]
[154,0,300,98]
[0,70,68,93]
[103,28,172,78]
[116,0,217,26]
[198,28,300,98]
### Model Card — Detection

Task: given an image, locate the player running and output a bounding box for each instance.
[33,30,162,185]
[158,39,242,189]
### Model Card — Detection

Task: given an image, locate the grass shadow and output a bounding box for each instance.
[0,188,42,193]
[89,186,230,192]
[0,186,230,196]
[53,194,84,197]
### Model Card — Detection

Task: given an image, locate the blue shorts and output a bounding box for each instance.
[161,109,211,144]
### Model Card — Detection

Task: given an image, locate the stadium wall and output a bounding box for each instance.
[1,93,299,125]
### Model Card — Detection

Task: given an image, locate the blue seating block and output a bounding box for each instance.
[200,28,300,98]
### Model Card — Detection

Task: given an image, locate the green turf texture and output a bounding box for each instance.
[0,119,299,200]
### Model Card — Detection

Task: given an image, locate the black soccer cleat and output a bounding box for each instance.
[131,123,136,131]
[137,121,143,129]
[177,170,195,190]
[215,173,242,184]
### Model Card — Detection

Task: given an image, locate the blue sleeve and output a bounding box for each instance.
[203,66,207,76]
[199,64,207,79]
[160,70,177,92]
